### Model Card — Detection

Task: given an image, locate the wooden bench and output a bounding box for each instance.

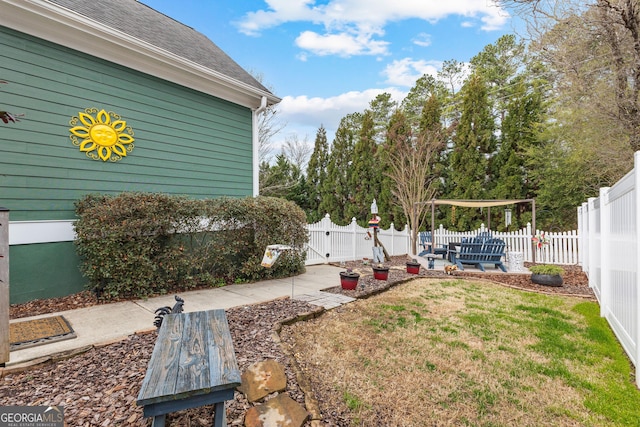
[137,309,241,427]
[452,237,507,272]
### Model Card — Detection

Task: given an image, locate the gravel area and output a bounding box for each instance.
[2,256,592,426]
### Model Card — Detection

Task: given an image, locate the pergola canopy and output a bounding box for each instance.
[431,199,532,208]
[422,198,537,260]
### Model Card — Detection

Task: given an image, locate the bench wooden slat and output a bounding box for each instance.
[137,314,184,403]
[207,310,242,389]
[175,311,210,395]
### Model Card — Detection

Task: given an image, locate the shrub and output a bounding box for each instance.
[74,193,308,300]
[529,264,564,276]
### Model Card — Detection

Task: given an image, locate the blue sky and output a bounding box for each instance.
[141,0,521,154]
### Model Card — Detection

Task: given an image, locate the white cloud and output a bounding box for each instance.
[276,87,407,143]
[382,58,442,87]
[295,31,389,56]
[236,0,510,57]
[412,33,432,47]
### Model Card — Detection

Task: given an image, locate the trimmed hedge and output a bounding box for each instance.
[74,193,308,300]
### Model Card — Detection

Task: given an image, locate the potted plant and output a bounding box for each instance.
[339,268,360,290]
[406,258,421,274]
[529,264,564,287]
[372,263,390,280]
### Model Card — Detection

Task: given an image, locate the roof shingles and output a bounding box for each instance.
[47,0,270,93]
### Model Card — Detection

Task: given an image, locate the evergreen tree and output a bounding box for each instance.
[259,154,307,204]
[319,113,361,224]
[368,92,397,144]
[447,73,495,230]
[347,111,380,225]
[491,78,546,228]
[306,125,329,222]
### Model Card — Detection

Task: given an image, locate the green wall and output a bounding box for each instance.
[1,26,256,302]
[9,242,85,304]
[0,26,254,222]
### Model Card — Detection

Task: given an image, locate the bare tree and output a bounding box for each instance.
[500,0,640,152]
[249,71,286,163]
[282,133,312,171]
[385,110,443,255]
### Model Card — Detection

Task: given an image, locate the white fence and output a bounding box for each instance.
[305,214,411,265]
[430,223,579,265]
[305,214,579,266]
[578,151,640,386]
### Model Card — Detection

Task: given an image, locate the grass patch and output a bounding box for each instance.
[283,278,640,426]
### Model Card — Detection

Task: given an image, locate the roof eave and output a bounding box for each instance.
[0,0,281,109]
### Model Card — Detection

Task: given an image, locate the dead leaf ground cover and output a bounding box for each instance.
[281,278,640,426]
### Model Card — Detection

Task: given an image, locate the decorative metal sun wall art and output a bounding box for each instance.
[69,108,135,162]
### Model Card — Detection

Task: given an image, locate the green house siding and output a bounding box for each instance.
[9,242,84,304]
[1,26,258,302]
[1,26,254,222]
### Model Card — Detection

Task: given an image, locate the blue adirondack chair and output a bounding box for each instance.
[418,231,447,258]
[454,237,506,272]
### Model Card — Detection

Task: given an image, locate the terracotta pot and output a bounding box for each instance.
[373,267,389,280]
[406,262,420,274]
[531,273,563,287]
[340,272,360,290]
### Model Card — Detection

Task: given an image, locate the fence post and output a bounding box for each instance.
[0,208,9,365]
[635,151,640,388]
[525,223,532,262]
[389,222,395,254]
[600,187,611,319]
[351,217,358,262]
[587,197,598,294]
[322,214,331,264]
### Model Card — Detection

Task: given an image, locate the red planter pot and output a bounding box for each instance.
[340,272,360,290]
[373,268,389,280]
[406,263,420,274]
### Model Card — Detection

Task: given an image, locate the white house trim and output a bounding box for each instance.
[9,220,76,245]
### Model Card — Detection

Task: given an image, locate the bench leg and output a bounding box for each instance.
[213,401,226,427]
[151,415,166,427]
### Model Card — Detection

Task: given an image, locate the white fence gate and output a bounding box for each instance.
[305,214,411,265]
[578,151,640,387]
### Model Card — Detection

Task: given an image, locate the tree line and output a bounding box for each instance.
[261,1,638,238]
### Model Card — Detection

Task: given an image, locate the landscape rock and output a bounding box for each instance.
[244,393,309,427]
[238,359,288,402]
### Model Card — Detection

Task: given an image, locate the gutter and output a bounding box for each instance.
[253,96,268,196]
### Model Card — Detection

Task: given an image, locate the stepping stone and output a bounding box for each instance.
[293,291,355,309]
[244,393,309,427]
[238,359,287,402]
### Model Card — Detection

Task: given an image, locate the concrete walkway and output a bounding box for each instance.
[6,264,349,368]
[5,258,526,370]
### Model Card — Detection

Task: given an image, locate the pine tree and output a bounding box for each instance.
[319,113,361,224]
[306,125,329,222]
[448,73,495,230]
[347,111,380,224]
